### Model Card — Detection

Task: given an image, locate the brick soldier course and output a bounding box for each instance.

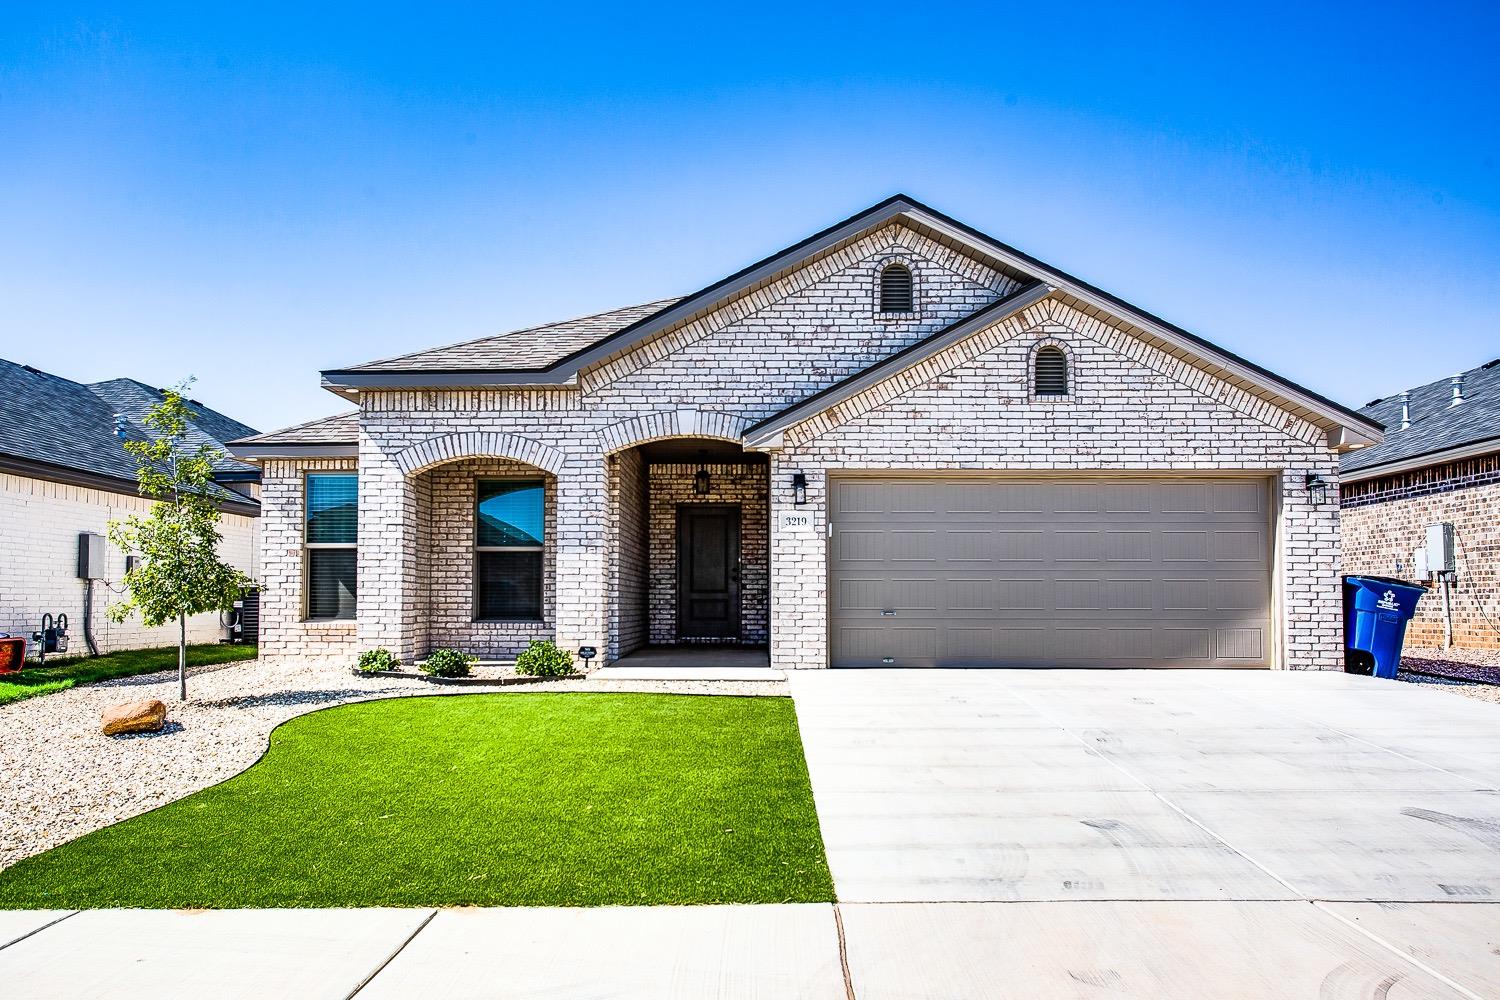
[229,195,1382,670]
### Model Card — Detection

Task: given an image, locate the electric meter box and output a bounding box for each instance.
[1424,523,1456,576]
[77,532,106,580]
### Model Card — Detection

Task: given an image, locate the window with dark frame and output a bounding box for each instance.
[1034,345,1069,396]
[879,263,914,313]
[305,472,357,619]
[475,479,544,621]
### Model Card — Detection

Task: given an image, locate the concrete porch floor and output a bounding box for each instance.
[593,645,782,681]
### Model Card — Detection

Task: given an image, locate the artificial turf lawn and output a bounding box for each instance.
[0,644,258,706]
[0,692,834,908]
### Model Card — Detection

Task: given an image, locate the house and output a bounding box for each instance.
[228,195,1382,670]
[1341,360,1500,649]
[0,359,261,653]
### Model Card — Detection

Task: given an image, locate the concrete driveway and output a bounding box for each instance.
[789,668,1500,997]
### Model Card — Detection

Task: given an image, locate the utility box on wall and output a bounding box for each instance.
[77,532,106,580]
[1425,523,1456,577]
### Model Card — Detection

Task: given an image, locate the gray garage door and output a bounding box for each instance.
[829,477,1273,668]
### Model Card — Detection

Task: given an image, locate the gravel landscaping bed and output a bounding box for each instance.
[0,658,786,870]
[1399,645,1500,704]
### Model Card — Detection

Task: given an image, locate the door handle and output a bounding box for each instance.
[881,610,896,616]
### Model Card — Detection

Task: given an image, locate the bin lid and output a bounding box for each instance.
[1344,574,1428,592]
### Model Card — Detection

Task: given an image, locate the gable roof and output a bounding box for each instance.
[319,194,1381,447]
[1340,359,1500,479]
[227,410,359,459]
[0,359,260,511]
[743,280,1053,446]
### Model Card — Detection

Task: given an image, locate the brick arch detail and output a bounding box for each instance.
[394,431,566,477]
[598,408,754,455]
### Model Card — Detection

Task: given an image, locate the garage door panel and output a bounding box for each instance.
[830,477,1273,668]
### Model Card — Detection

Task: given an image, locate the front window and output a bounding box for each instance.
[476,479,544,620]
[305,472,357,619]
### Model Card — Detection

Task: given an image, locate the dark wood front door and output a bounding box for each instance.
[676,505,741,639]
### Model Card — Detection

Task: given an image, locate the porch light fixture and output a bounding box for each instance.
[693,466,711,496]
[791,473,808,506]
[1304,473,1329,506]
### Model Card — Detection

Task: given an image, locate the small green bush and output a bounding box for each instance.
[356,648,399,674]
[515,640,576,678]
[421,648,476,678]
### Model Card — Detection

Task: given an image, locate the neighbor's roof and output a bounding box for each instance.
[88,378,259,474]
[0,359,261,507]
[227,410,359,459]
[1341,359,1500,479]
[318,194,1382,446]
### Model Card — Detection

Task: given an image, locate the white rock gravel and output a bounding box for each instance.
[0,658,785,870]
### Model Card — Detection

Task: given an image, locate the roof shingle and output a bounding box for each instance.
[231,411,359,446]
[335,299,681,373]
[1341,359,1500,475]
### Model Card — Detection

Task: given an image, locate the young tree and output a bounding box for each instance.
[108,381,252,700]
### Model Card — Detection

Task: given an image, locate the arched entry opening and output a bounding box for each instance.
[606,437,770,663]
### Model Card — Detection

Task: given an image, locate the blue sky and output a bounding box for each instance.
[2,3,1496,433]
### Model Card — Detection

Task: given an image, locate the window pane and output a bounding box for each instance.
[477,480,544,546]
[307,549,357,619]
[307,474,358,544]
[477,550,542,620]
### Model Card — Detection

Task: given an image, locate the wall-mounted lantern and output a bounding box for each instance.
[1304,473,1329,506]
[791,473,808,506]
[693,466,711,496]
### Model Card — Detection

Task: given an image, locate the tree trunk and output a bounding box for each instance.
[178,613,187,701]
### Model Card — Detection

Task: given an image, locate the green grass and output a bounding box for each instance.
[0,644,258,706]
[0,693,833,908]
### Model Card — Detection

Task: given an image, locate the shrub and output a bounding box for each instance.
[421,648,476,678]
[515,640,576,678]
[356,648,399,674]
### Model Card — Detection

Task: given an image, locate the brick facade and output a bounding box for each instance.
[255,220,1352,670]
[1341,453,1500,649]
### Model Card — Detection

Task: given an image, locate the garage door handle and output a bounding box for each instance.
[881,610,897,616]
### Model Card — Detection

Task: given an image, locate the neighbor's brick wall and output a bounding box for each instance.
[0,472,258,653]
[417,459,556,659]
[258,458,359,663]
[647,463,770,645]
[1341,454,1500,649]
[770,296,1342,671]
[261,222,1348,670]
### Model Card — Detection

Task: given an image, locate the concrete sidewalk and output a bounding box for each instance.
[1,900,1496,998]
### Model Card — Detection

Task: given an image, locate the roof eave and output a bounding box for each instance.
[319,370,579,391]
[1341,434,1500,482]
[227,442,359,461]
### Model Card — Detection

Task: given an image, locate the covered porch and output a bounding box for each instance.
[606,437,771,664]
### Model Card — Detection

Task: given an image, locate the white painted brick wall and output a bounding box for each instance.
[0,472,258,653]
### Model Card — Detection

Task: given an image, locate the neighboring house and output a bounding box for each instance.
[228,195,1381,671]
[0,360,262,654]
[1341,360,1500,649]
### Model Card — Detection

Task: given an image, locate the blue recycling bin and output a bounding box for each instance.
[1342,576,1427,679]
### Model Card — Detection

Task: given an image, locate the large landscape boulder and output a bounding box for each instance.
[101,699,167,736]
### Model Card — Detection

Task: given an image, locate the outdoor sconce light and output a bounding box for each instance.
[693,466,711,496]
[791,473,808,506]
[1304,473,1329,506]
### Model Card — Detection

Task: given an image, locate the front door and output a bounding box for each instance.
[676,504,741,640]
